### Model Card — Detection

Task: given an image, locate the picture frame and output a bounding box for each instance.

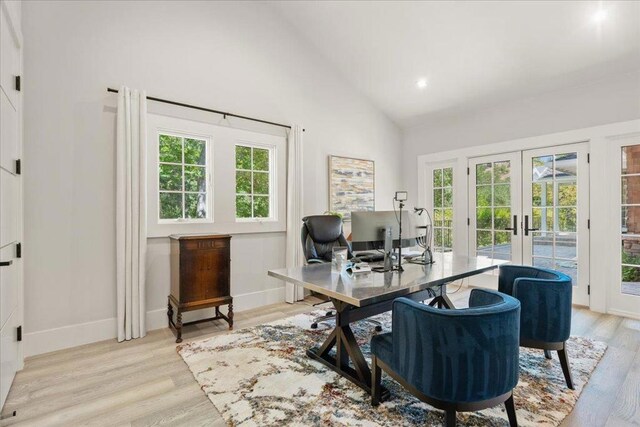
[328,155,375,221]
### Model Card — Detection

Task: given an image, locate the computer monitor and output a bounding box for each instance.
[350,210,420,251]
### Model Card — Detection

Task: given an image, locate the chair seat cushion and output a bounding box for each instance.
[370,332,393,363]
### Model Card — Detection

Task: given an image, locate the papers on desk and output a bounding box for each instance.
[345,262,372,277]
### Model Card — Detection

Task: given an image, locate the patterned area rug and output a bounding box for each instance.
[177,311,607,426]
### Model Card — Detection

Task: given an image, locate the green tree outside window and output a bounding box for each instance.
[235,145,271,219]
[432,167,453,252]
[158,133,208,220]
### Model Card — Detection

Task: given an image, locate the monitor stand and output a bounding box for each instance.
[371,226,402,273]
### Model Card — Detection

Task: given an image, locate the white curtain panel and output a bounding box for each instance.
[285,125,305,303]
[116,86,148,341]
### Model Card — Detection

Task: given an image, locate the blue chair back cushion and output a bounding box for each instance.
[499,265,572,343]
[372,290,520,404]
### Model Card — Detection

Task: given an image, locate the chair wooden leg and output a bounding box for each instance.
[445,409,456,427]
[371,355,382,406]
[558,344,574,390]
[505,393,518,427]
[544,349,552,359]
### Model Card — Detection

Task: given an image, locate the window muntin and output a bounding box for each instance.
[235,144,273,220]
[432,167,453,252]
[158,133,210,221]
[621,145,640,296]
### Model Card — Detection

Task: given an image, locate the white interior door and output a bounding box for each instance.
[521,143,590,305]
[468,152,522,287]
[0,0,22,410]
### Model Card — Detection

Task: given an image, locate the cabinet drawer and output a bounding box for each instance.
[181,238,229,252]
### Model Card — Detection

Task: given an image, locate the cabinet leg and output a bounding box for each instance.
[228,302,234,330]
[167,299,174,327]
[176,310,183,343]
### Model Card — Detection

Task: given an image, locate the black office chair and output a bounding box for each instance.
[301,215,382,331]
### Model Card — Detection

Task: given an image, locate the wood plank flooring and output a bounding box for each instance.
[1,289,638,426]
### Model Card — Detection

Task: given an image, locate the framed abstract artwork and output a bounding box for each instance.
[328,155,375,221]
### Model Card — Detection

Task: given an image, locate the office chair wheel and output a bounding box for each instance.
[326,311,333,316]
[310,322,318,329]
[375,325,383,332]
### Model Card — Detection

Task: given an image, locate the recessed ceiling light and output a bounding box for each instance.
[593,8,607,23]
[416,79,428,89]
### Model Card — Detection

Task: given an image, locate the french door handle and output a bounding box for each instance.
[0,260,12,267]
[504,215,518,235]
[524,215,539,236]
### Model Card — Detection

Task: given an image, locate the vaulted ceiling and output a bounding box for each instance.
[271,1,640,127]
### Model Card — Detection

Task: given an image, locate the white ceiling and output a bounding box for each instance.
[271,1,640,127]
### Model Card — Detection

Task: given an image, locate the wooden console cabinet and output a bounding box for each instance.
[168,234,233,343]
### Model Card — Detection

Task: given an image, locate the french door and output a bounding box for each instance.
[469,153,522,268]
[0,0,23,410]
[610,136,640,317]
[522,144,590,305]
[469,143,590,305]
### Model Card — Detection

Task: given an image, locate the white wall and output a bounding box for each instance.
[22,1,402,355]
[403,71,640,199]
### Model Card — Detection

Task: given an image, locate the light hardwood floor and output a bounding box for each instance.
[1,289,639,426]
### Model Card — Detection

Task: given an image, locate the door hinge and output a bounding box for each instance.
[587,285,591,295]
[15,75,21,92]
[587,219,590,229]
[16,242,21,259]
[467,167,470,175]
[467,218,470,226]
[15,159,21,175]
[587,153,590,163]
[17,326,22,342]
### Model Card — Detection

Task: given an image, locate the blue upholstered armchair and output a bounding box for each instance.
[370,289,521,427]
[498,265,574,389]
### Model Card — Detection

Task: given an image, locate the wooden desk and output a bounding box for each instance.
[268,253,505,397]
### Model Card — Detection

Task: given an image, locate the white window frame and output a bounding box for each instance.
[147,113,286,237]
[424,161,457,253]
[156,130,213,225]
[234,141,277,222]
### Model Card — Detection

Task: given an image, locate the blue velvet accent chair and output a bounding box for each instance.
[370,289,521,427]
[498,265,574,389]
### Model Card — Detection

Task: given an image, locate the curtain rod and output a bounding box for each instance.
[107,88,304,132]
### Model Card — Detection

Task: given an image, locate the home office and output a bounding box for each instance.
[1,1,639,426]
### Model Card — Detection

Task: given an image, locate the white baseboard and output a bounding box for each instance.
[607,308,640,320]
[24,286,285,357]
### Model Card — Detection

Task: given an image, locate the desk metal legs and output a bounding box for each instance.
[306,299,391,400]
[428,283,455,309]
[305,286,452,398]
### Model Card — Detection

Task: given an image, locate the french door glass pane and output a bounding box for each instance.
[432,167,454,252]
[531,152,579,285]
[494,207,511,229]
[621,144,640,295]
[433,169,443,187]
[475,160,512,260]
[622,147,640,174]
[556,259,578,284]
